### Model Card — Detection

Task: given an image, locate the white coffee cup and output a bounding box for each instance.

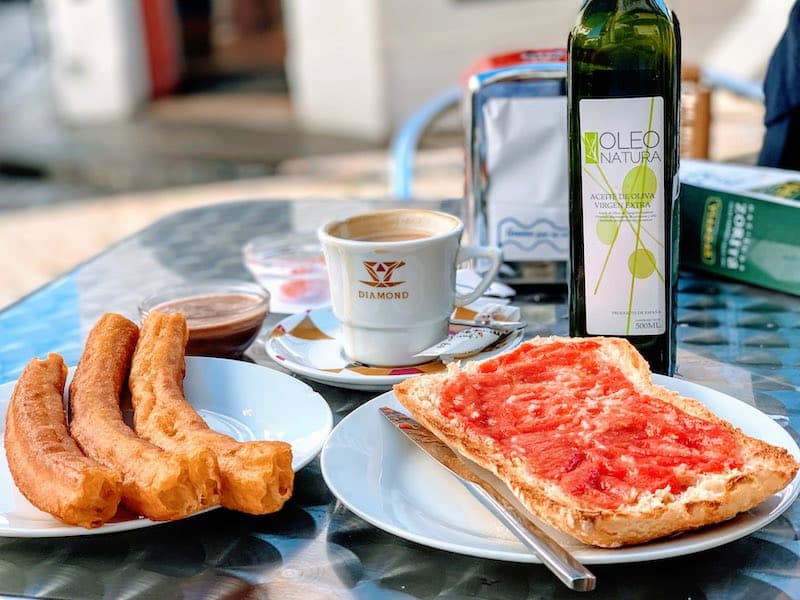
[318,209,502,366]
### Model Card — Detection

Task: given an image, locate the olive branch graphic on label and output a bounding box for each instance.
[583,131,599,165]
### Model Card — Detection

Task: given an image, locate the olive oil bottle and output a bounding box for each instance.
[567,0,680,375]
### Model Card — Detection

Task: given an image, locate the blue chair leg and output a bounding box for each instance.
[390,85,462,199]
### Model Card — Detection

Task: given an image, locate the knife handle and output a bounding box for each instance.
[462,481,597,592]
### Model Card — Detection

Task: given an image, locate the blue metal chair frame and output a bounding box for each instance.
[390,84,462,199]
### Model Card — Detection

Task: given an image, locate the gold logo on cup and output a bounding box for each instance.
[360,261,406,288]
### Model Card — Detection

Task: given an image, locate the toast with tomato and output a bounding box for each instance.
[393,336,798,548]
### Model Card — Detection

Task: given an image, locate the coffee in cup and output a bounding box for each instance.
[318,209,502,366]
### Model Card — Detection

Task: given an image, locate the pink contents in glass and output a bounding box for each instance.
[243,234,330,311]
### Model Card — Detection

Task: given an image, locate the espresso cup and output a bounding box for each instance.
[318,209,502,366]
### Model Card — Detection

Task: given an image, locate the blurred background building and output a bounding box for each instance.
[0,0,794,306]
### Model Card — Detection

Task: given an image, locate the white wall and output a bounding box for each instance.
[283,0,387,138]
[678,0,794,79]
[284,0,578,140]
[283,0,793,140]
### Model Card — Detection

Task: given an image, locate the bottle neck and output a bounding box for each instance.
[580,0,671,14]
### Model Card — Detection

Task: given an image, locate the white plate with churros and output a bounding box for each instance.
[0,356,333,537]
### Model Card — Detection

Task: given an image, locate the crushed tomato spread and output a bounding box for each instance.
[439,340,743,510]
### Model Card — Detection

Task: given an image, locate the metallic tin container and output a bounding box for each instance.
[464,50,568,286]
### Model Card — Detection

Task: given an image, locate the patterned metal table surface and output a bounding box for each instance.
[1,199,799,599]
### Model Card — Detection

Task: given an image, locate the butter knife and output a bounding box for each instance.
[380,406,596,592]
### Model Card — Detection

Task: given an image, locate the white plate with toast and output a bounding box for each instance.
[0,357,333,537]
[321,375,800,564]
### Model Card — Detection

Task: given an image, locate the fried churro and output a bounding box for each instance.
[4,354,122,528]
[68,313,220,520]
[129,311,293,514]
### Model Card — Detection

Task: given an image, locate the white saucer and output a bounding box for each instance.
[265,307,524,391]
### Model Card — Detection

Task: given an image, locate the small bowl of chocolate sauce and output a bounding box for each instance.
[139,281,270,358]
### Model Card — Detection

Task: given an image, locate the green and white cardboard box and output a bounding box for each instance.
[680,159,800,296]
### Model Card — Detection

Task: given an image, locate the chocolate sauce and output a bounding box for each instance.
[151,292,268,357]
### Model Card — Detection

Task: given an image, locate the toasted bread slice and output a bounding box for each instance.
[393,336,799,548]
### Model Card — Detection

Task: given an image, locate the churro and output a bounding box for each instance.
[4,354,122,528]
[69,313,220,520]
[129,310,293,514]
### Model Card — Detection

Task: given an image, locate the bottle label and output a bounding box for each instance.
[579,96,666,335]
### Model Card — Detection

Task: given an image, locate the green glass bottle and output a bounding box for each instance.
[567,0,680,375]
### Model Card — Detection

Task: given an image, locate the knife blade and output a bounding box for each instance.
[380,406,596,592]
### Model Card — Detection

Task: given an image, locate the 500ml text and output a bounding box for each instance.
[633,320,663,330]
[358,291,409,300]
